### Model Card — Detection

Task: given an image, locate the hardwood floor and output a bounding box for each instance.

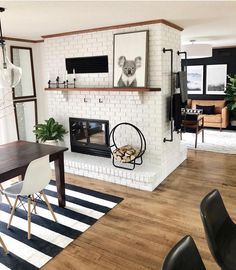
[42,150,236,270]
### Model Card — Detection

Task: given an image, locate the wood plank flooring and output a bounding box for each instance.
[42,150,236,270]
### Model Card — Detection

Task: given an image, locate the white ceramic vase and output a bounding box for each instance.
[44,140,58,146]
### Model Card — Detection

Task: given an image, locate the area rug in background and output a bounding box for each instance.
[181,129,236,154]
[0,180,123,270]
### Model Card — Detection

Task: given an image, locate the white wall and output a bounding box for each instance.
[33,42,47,123]
[43,22,186,190]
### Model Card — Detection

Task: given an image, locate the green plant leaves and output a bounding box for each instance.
[225,75,236,116]
[33,117,67,142]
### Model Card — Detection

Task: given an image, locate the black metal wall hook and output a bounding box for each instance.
[163,48,173,54]
[177,51,187,58]
[163,48,174,143]
[177,51,188,71]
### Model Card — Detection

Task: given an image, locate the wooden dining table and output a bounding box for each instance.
[0,140,68,207]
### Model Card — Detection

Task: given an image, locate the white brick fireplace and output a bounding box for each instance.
[43,21,187,191]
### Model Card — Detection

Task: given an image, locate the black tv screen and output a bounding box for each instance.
[65,55,108,74]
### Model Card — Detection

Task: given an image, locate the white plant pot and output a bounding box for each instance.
[231,120,236,127]
[44,140,58,146]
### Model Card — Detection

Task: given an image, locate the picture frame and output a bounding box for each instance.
[206,64,227,95]
[186,65,204,94]
[113,30,149,88]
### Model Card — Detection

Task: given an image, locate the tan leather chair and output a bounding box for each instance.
[187,99,229,130]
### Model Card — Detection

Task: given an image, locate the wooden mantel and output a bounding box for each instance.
[44,87,161,92]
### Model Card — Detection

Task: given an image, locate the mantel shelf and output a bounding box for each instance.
[44,87,161,92]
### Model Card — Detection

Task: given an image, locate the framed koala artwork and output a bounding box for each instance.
[113,30,149,88]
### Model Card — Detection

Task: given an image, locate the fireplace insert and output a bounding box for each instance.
[69,117,110,158]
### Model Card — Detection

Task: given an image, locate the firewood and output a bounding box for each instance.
[113,144,138,163]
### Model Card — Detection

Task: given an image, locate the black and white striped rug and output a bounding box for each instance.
[0,180,123,270]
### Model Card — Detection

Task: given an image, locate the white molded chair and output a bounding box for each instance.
[0,184,12,209]
[3,155,57,240]
[0,193,8,254]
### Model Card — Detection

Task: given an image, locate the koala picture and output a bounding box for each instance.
[113,30,148,88]
[117,56,142,87]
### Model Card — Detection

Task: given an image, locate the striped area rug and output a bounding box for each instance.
[0,180,123,270]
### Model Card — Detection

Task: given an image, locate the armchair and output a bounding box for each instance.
[188,99,229,130]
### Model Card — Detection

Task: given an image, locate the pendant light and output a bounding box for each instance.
[182,40,212,59]
[0,7,22,88]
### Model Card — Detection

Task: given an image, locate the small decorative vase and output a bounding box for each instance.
[44,140,58,146]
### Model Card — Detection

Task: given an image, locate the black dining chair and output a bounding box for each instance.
[200,189,236,270]
[161,235,206,270]
[180,111,204,148]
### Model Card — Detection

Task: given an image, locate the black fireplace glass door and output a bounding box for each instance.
[72,121,106,145]
[75,121,88,144]
[88,122,106,145]
[70,118,110,158]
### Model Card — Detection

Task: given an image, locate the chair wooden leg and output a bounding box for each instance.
[0,236,8,254]
[0,184,12,209]
[41,191,57,222]
[7,196,19,229]
[195,128,198,148]
[27,196,31,240]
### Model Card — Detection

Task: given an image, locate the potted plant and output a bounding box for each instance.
[33,117,67,145]
[224,74,236,126]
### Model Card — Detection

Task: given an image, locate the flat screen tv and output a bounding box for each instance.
[65,55,108,74]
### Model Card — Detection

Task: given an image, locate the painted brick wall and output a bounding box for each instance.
[43,22,187,189]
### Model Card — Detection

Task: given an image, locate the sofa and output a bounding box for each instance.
[187,99,229,129]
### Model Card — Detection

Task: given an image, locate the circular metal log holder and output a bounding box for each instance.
[109,122,146,170]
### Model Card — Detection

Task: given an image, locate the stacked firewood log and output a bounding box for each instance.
[112,145,138,163]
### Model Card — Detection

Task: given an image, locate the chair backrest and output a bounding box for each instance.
[182,113,198,122]
[200,189,232,267]
[20,155,51,196]
[162,235,206,270]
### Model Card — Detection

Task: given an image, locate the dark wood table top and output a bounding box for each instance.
[0,140,68,178]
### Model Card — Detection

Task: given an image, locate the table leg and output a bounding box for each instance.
[54,152,66,207]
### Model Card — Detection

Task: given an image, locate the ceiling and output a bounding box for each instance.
[0,1,236,47]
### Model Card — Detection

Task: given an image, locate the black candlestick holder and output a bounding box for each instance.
[65,78,76,88]
[48,76,66,88]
